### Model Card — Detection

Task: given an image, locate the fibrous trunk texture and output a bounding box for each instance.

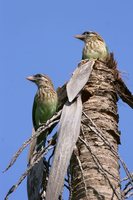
[71,59,121,200]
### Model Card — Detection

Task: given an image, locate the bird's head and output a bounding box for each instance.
[74,31,104,43]
[26,74,54,88]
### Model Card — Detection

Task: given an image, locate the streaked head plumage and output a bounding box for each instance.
[27,73,54,88]
[74,31,104,42]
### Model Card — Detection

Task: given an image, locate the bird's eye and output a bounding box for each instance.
[35,74,42,78]
[82,31,90,35]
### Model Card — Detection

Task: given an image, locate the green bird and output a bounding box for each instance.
[27,74,58,151]
[75,31,108,61]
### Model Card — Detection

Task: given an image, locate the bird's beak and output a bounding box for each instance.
[74,34,85,41]
[26,76,36,82]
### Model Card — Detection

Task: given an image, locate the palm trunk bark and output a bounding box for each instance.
[70,57,122,200]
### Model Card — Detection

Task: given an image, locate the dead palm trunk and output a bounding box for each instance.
[26,55,133,200]
[70,57,122,200]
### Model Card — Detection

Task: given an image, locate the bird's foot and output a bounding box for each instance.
[47,132,57,146]
[78,59,89,67]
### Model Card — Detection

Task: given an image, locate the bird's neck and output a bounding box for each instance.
[82,36,107,61]
[87,34,104,42]
[84,35,106,49]
[36,87,49,101]
[38,85,53,90]
[38,86,55,96]
[36,86,56,103]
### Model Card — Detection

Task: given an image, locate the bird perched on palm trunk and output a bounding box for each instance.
[75,31,108,61]
[27,74,58,151]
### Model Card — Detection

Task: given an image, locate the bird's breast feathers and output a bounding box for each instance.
[34,90,58,126]
[83,38,108,60]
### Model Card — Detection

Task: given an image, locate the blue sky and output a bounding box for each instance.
[1,0,133,199]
